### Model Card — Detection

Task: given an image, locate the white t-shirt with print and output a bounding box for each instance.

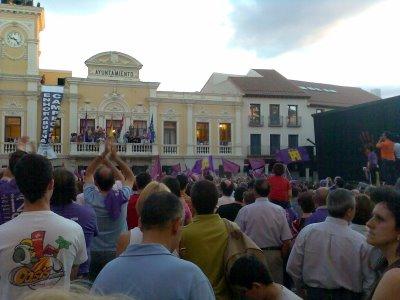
[280,285,302,300]
[0,211,87,300]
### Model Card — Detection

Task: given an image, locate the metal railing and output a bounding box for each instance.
[287,116,302,127]
[268,116,283,127]
[248,115,264,127]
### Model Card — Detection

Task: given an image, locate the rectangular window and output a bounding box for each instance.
[270,134,281,155]
[163,121,177,145]
[4,116,21,142]
[131,120,147,138]
[50,118,61,143]
[196,122,209,144]
[219,123,231,145]
[250,104,261,121]
[250,134,261,155]
[288,105,298,125]
[269,104,280,125]
[80,118,95,135]
[288,134,298,149]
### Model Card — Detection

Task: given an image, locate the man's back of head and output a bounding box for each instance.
[315,187,329,207]
[162,176,181,198]
[135,172,151,191]
[141,191,183,232]
[191,180,218,214]
[94,166,115,192]
[327,188,355,220]
[176,174,188,192]
[14,154,53,204]
[8,150,27,177]
[253,179,269,198]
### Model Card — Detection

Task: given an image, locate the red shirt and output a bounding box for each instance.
[267,175,290,201]
[127,193,140,230]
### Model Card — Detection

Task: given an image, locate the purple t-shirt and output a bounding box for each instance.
[305,207,329,226]
[51,202,98,275]
[368,151,378,168]
[0,179,24,225]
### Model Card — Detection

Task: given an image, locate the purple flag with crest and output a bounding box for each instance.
[275,147,310,164]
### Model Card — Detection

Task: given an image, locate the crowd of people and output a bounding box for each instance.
[69,125,150,144]
[2,137,400,300]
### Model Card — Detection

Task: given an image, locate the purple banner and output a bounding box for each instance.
[275,147,310,164]
[150,155,162,180]
[192,156,214,174]
[249,158,265,170]
[222,158,240,174]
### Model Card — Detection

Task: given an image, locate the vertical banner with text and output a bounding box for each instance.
[37,85,64,159]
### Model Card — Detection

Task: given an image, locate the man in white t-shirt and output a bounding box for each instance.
[0,154,87,300]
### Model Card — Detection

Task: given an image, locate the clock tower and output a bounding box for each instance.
[0,2,44,75]
[0,2,45,145]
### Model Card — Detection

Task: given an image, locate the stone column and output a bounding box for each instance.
[186,104,194,155]
[26,39,39,75]
[27,95,38,141]
[235,105,242,156]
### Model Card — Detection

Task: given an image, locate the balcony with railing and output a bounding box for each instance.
[248,115,264,127]
[268,115,283,127]
[52,143,62,154]
[70,142,153,156]
[2,142,17,154]
[163,145,178,155]
[287,116,302,127]
[196,145,210,155]
[219,145,232,155]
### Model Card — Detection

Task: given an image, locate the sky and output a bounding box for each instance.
[38,0,400,98]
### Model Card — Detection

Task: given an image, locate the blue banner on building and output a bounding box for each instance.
[37,86,64,159]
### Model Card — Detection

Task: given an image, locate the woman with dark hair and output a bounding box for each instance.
[350,194,374,237]
[367,187,400,299]
[267,163,292,209]
[51,168,98,279]
[291,191,315,237]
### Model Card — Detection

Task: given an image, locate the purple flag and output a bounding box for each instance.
[222,158,240,174]
[275,147,310,164]
[171,163,181,176]
[191,159,202,174]
[249,158,265,170]
[150,155,162,180]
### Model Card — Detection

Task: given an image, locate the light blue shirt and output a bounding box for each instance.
[84,183,131,251]
[91,243,215,300]
[235,197,292,248]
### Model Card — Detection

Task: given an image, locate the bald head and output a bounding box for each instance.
[315,187,329,207]
[94,165,115,191]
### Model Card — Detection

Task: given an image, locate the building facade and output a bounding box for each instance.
[0,2,380,175]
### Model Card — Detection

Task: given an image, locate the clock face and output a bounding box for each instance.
[5,31,24,48]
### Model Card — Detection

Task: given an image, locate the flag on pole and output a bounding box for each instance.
[150,155,162,180]
[249,158,265,170]
[147,114,156,143]
[222,158,240,174]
